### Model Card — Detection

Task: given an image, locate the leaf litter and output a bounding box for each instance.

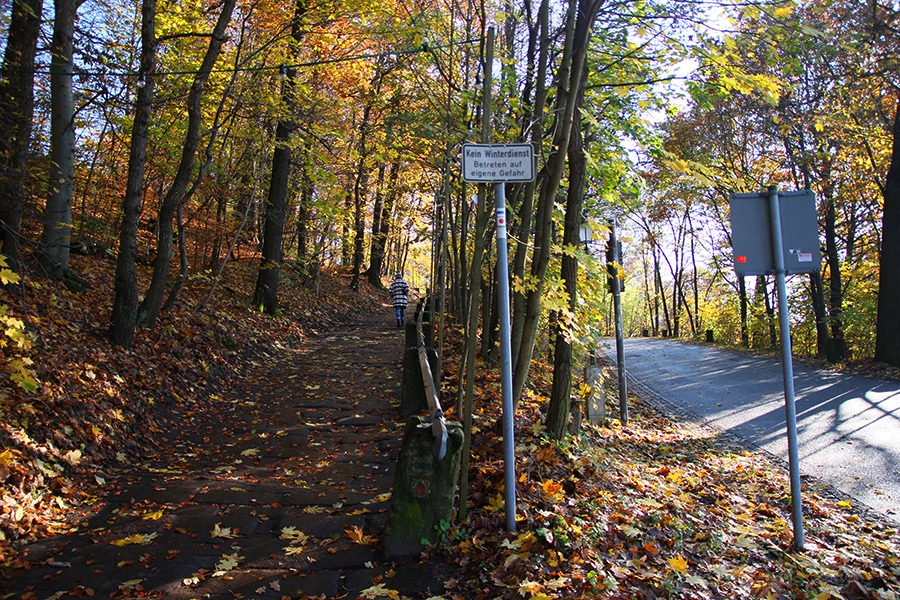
[430,329,900,600]
[2,253,899,600]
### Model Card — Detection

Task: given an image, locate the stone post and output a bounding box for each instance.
[585,363,606,424]
[383,416,464,561]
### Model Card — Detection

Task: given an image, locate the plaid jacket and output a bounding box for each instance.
[389,278,410,307]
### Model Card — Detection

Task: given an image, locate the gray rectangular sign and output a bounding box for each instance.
[729,190,822,276]
[461,144,535,183]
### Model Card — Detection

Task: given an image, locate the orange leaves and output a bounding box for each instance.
[540,479,564,503]
[437,346,900,600]
[345,525,376,545]
[667,554,689,574]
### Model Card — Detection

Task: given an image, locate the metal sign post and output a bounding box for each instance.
[462,142,534,532]
[606,218,628,425]
[729,186,820,552]
[494,182,516,532]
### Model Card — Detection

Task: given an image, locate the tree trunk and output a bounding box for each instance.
[40,0,77,278]
[657,261,670,334]
[512,0,603,408]
[510,0,549,369]
[810,271,830,356]
[690,216,700,333]
[109,0,156,348]
[296,136,313,275]
[209,194,226,269]
[253,121,291,313]
[653,246,662,335]
[547,106,587,440]
[823,192,848,362]
[738,274,749,347]
[252,0,307,312]
[0,0,43,267]
[351,93,377,290]
[875,93,900,367]
[162,202,189,313]
[137,0,236,326]
[341,185,353,265]
[368,162,386,283]
[369,158,400,287]
[759,276,778,349]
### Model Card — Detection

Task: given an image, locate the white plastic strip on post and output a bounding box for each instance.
[416,307,449,462]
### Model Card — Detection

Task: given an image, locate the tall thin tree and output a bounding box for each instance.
[253,0,307,314]
[108,0,156,348]
[0,0,43,268]
[137,0,237,326]
[40,0,78,280]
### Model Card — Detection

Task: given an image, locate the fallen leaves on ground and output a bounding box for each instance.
[0,256,382,561]
[347,524,378,545]
[433,337,900,600]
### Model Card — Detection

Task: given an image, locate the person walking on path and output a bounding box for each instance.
[389,273,410,327]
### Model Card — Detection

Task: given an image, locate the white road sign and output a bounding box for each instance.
[461,144,535,183]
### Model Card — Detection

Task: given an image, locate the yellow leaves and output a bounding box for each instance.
[0,267,19,286]
[518,578,567,600]
[359,583,400,599]
[280,526,310,546]
[272,519,314,559]
[541,479,564,503]
[773,5,793,19]
[0,274,38,391]
[501,531,538,552]
[62,449,82,466]
[621,524,643,538]
[346,525,376,545]
[369,492,392,503]
[504,552,530,568]
[486,492,504,513]
[112,532,158,546]
[142,509,165,521]
[668,553,689,574]
[213,551,243,577]
[211,523,238,539]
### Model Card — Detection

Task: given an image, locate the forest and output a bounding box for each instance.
[6,0,900,428]
[1,0,900,555]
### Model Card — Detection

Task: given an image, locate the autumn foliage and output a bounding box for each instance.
[0,254,380,558]
[431,330,900,600]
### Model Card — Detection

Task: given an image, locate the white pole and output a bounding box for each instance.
[495,182,517,532]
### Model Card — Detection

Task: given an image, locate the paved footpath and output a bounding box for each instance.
[4,313,451,599]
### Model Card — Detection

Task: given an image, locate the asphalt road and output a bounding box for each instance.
[598,337,900,523]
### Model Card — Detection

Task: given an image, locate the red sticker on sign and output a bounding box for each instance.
[736,256,747,263]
